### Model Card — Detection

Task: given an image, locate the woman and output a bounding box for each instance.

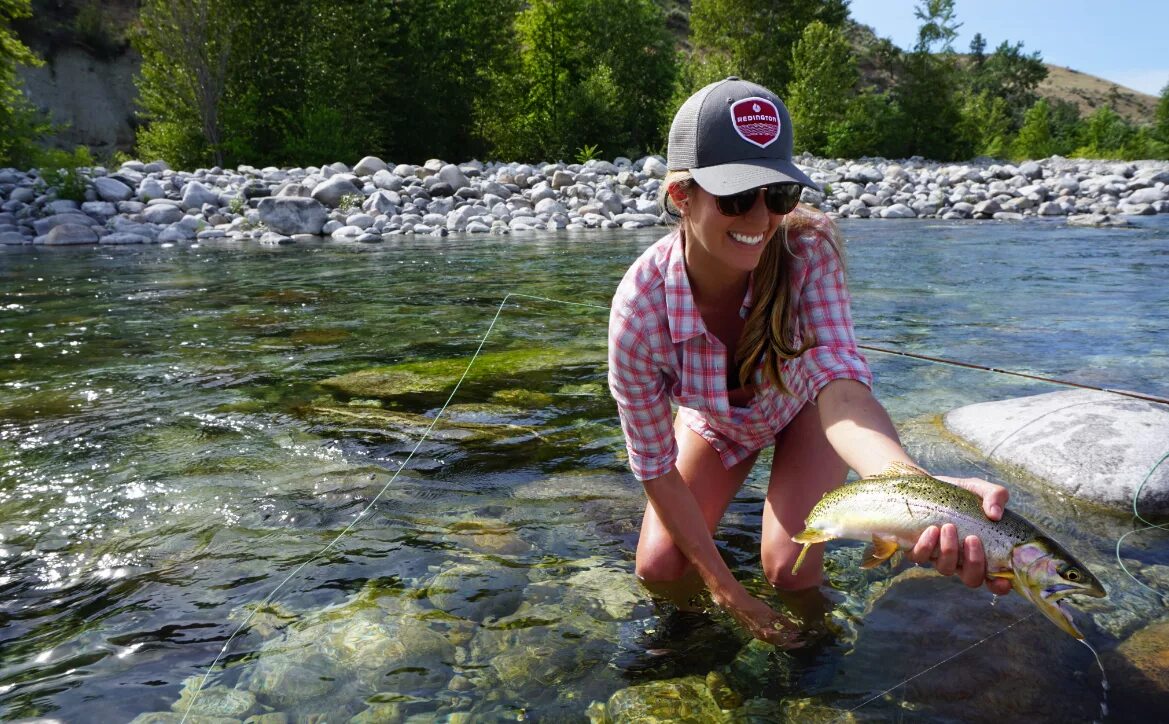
[607,78,1011,646]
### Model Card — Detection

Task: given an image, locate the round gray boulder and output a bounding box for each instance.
[944,389,1169,513]
[257,196,328,235]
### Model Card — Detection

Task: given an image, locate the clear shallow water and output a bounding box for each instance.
[1,217,1167,721]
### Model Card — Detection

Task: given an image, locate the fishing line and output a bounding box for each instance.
[180,292,609,721]
[842,612,1037,716]
[177,292,1162,719]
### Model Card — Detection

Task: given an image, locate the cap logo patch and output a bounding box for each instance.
[730,97,780,148]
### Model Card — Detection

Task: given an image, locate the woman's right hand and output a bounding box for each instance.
[717,590,803,648]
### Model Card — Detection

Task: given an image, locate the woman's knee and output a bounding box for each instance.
[635,543,691,583]
[762,544,823,590]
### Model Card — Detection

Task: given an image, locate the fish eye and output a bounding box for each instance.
[1066,569,1082,582]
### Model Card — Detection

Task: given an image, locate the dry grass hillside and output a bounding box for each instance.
[1038,64,1159,123]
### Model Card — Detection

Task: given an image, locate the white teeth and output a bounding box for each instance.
[730,232,764,245]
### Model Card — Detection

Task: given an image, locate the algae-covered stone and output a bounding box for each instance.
[242,653,337,709]
[601,675,725,722]
[171,678,259,719]
[490,389,556,407]
[318,346,604,398]
[442,519,533,556]
[130,713,239,724]
[307,405,541,444]
[427,560,528,622]
[1117,618,1169,696]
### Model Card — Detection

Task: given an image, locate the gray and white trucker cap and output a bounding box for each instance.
[667,77,818,195]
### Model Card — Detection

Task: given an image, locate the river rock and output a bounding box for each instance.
[1067,213,1132,227]
[99,232,151,245]
[31,212,96,236]
[310,175,362,208]
[353,155,388,177]
[180,180,220,210]
[879,203,915,219]
[38,223,98,245]
[141,203,185,225]
[93,176,133,202]
[257,197,328,235]
[943,389,1169,512]
[0,231,30,244]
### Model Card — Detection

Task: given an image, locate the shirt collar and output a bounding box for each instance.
[664,229,704,343]
[664,229,757,344]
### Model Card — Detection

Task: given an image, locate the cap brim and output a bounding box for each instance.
[691,159,820,195]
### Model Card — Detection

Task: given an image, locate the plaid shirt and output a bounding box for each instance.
[608,213,872,481]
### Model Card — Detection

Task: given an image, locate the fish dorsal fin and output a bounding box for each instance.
[865,461,929,482]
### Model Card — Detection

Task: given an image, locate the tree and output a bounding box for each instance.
[1,0,48,167]
[957,90,1011,158]
[969,40,1048,128]
[894,0,964,159]
[689,0,848,96]
[1012,97,1054,160]
[480,0,676,160]
[787,21,857,155]
[825,91,908,159]
[1154,80,1169,146]
[1075,105,1134,158]
[968,32,986,68]
[135,0,233,167]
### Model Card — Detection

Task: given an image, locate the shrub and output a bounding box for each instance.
[37,146,94,202]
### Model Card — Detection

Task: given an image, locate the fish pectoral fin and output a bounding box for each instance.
[792,527,833,545]
[790,528,835,575]
[860,535,901,569]
[987,570,1015,580]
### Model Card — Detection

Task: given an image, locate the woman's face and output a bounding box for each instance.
[681,184,785,277]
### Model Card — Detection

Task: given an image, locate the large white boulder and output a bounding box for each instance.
[944,389,1169,513]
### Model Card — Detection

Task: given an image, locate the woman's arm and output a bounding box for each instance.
[816,378,1012,594]
[642,466,801,647]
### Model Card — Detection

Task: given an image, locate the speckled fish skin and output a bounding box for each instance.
[791,465,1107,638]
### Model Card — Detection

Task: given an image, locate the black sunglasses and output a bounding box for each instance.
[715,182,803,217]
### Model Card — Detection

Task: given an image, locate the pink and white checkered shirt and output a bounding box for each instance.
[607,212,872,481]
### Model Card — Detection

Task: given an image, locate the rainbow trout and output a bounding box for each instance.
[791,464,1106,638]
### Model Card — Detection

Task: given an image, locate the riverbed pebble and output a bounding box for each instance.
[2,155,1167,245]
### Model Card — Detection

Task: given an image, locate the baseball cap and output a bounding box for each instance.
[667,77,819,195]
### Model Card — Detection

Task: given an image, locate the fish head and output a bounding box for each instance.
[1010,537,1107,639]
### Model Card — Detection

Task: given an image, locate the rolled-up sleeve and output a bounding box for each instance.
[608,304,676,481]
[791,232,872,400]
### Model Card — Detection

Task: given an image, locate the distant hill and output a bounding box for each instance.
[658,5,1159,125]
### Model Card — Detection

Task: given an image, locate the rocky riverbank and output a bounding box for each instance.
[2,154,1169,246]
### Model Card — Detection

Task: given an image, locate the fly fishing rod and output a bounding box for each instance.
[856,344,1169,406]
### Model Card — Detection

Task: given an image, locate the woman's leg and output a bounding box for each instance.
[761,401,849,590]
[635,418,758,600]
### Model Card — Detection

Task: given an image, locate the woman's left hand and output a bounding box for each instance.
[907,475,1013,596]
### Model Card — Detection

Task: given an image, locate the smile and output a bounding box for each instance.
[729,231,764,246]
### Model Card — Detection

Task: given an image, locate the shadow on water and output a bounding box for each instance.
[1,219,1168,720]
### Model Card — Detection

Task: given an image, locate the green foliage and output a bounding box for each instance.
[480,0,676,160]
[913,0,961,53]
[689,0,848,96]
[1,0,48,166]
[1155,81,1169,145]
[787,21,857,155]
[825,92,908,159]
[1012,98,1054,160]
[575,143,601,164]
[1073,105,1135,158]
[36,145,93,202]
[968,40,1047,129]
[73,1,125,59]
[337,193,364,213]
[957,90,1011,158]
[891,0,965,159]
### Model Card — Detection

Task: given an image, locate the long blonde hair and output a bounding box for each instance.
[660,170,844,395]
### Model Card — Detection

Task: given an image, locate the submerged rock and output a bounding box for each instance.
[1117,618,1169,697]
[589,675,726,723]
[944,389,1169,512]
[318,346,604,398]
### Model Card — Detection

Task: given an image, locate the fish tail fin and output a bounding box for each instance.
[790,528,833,575]
[860,535,901,570]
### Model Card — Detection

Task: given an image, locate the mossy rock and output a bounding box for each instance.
[170,678,259,719]
[599,675,725,722]
[307,405,541,444]
[490,389,557,407]
[318,346,604,398]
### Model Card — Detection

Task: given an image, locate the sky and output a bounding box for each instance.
[847,0,1169,97]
